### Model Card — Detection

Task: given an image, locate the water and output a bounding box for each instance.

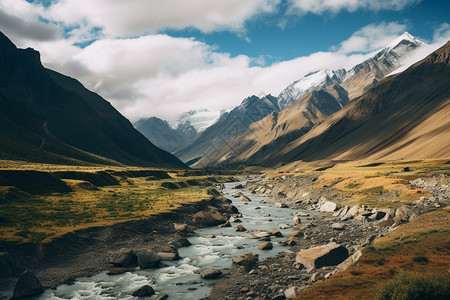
[23,181,316,300]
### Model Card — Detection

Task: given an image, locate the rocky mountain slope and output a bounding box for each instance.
[134,117,196,152]
[174,94,280,165]
[0,31,186,168]
[248,41,450,166]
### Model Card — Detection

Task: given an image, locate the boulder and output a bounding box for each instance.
[279,224,290,229]
[369,210,386,221]
[240,195,252,202]
[296,242,348,269]
[337,250,362,271]
[12,271,44,299]
[258,242,273,250]
[174,223,189,233]
[233,184,244,189]
[200,269,223,279]
[192,211,226,226]
[236,224,247,232]
[218,221,231,228]
[157,252,179,261]
[286,230,302,238]
[169,237,191,248]
[232,192,241,197]
[292,216,301,226]
[270,228,283,237]
[248,231,271,239]
[109,248,137,267]
[232,253,259,270]
[331,223,345,230]
[154,294,169,300]
[274,202,288,208]
[284,286,301,299]
[319,201,339,212]
[341,205,360,221]
[134,250,161,269]
[280,239,297,246]
[132,285,155,297]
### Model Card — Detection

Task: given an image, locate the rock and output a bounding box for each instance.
[258,242,273,250]
[109,248,137,268]
[192,211,226,226]
[280,239,297,246]
[341,205,360,221]
[272,294,287,300]
[154,294,169,300]
[240,194,252,202]
[319,201,339,212]
[284,286,300,299]
[376,219,395,227]
[279,224,290,229]
[308,272,324,283]
[286,230,302,238]
[218,221,231,228]
[278,191,287,197]
[236,224,247,232]
[158,252,179,261]
[296,242,349,269]
[403,167,410,172]
[274,202,288,208]
[271,228,283,237]
[294,212,309,217]
[369,211,386,221]
[135,249,161,269]
[106,267,136,275]
[359,210,372,217]
[233,184,244,189]
[174,223,189,233]
[132,285,155,297]
[206,235,216,238]
[200,269,223,279]
[248,231,271,239]
[337,250,362,271]
[12,271,44,299]
[232,192,241,197]
[331,223,345,230]
[169,237,191,248]
[266,189,272,194]
[292,216,301,226]
[232,253,259,271]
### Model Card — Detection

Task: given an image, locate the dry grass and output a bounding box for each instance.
[296,208,450,300]
[0,163,229,243]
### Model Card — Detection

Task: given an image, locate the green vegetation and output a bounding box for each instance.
[375,274,450,300]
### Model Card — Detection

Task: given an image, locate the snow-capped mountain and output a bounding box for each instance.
[277,69,346,110]
[173,109,220,133]
[278,32,425,108]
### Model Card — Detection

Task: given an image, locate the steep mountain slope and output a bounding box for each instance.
[174,95,279,165]
[262,41,450,165]
[134,117,196,152]
[196,85,349,168]
[174,109,219,133]
[0,31,186,168]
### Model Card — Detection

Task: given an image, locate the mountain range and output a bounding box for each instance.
[0,31,185,168]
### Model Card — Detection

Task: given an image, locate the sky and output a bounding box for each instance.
[0,0,449,123]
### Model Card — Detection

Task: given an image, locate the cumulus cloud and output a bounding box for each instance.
[334,22,408,53]
[288,0,421,14]
[46,0,280,37]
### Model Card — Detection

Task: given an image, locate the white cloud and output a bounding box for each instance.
[335,22,408,53]
[288,0,421,14]
[46,0,280,37]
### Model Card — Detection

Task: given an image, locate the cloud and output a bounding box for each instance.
[45,0,280,37]
[334,22,408,53]
[0,0,61,42]
[288,0,421,14]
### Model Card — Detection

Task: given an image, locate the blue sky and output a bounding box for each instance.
[2,0,449,121]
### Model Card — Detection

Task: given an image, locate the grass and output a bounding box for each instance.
[295,208,450,300]
[0,164,232,243]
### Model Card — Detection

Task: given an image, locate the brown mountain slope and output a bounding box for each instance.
[195,85,349,168]
[0,31,186,168]
[266,41,450,165]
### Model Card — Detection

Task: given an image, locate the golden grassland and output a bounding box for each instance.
[296,207,450,300]
[0,162,232,244]
[271,159,450,208]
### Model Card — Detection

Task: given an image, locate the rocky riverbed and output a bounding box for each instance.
[207,174,449,300]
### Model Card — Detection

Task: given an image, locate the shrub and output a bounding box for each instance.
[376,273,450,300]
[412,256,428,263]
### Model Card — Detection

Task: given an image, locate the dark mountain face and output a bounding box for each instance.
[173,94,280,165]
[134,117,197,152]
[0,31,186,168]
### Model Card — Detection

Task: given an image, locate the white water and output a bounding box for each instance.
[19,181,317,300]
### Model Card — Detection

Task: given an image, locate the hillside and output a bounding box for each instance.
[0,32,186,168]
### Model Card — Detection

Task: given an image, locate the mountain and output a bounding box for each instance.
[277,32,425,109]
[174,94,280,165]
[194,84,349,168]
[0,31,186,168]
[134,117,196,152]
[174,109,219,133]
[235,41,450,166]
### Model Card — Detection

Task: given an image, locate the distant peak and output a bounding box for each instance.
[386,31,425,50]
[0,31,17,50]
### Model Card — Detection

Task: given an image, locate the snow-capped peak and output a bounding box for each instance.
[386,32,425,50]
